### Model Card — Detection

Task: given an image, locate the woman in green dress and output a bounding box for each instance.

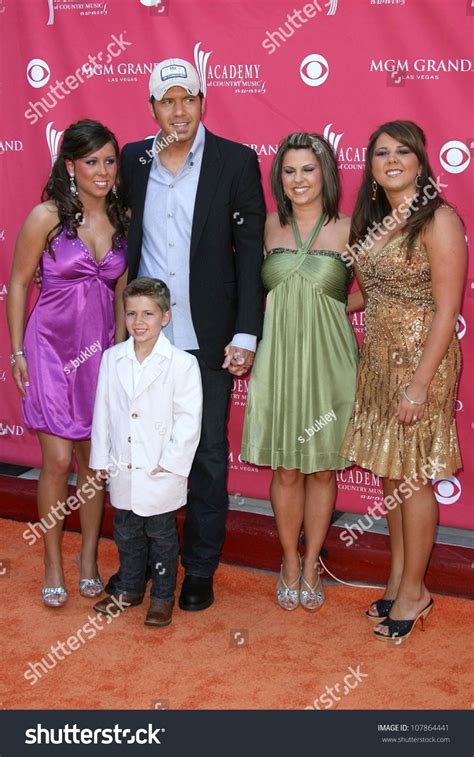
[241,133,359,611]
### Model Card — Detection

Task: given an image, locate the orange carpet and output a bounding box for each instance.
[1,518,472,711]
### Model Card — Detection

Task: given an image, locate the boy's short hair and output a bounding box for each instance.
[123,277,171,312]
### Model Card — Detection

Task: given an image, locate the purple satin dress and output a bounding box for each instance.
[22,229,128,439]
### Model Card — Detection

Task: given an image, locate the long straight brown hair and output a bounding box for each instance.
[350,120,445,260]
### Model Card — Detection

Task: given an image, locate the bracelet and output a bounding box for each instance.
[10,351,25,366]
[402,386,426,406]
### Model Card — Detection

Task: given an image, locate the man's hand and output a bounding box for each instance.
[222,344,255,376]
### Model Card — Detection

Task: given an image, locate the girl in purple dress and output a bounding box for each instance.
[7,120,128,607]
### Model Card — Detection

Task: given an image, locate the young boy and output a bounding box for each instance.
[90,278,202,627]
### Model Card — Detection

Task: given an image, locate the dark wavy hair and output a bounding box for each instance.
[271,132,340,226]
[350,120,446,260]
[42,119,128,256]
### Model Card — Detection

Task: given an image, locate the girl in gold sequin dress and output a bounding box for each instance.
[341,121,466,642]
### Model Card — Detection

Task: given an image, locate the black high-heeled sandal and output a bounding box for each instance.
[373,599,434,642]
[365,598,394,621]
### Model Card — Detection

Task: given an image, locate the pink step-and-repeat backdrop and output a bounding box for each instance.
[0,0,472,529]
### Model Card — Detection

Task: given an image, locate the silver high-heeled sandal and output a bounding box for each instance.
[275,559,301,610]
[300,563,325,611]
[42,586,68,607]
[76,554,104,598]
[79,577,104,598]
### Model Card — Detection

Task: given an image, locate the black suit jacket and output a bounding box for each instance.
[120,128,266,369]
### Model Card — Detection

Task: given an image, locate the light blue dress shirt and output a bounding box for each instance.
[138,122,256,353]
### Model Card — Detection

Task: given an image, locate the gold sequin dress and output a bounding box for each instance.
[341,233,462,480]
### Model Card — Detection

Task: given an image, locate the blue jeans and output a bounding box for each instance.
[113,509,178,602]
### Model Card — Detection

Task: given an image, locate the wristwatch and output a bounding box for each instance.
[10,351,25,366]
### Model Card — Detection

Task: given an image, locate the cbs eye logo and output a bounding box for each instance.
[27,59,51,88]
[433,476,462,505]
[300,54,329,87]
[439,140,471,174]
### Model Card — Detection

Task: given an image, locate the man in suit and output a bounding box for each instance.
[118,58,265,611]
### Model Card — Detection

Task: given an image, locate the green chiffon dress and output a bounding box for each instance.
[241,215,358,473]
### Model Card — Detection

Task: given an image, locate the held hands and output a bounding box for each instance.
[397,382,428,424]
[12,355,30,398]
[222,344,255,376]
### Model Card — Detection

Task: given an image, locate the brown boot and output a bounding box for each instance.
[93,593,143,617]
[144,599,174,627]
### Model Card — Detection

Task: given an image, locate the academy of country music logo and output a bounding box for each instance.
[433,476,462,505]
[439,140,472,174]
[193,42,266,96]
[322,123,367,170]
[46,121,64,165]
[350,310,366,337]
[46,0,108,26]
[370,57,472,81]
[336,468,382,501]
[230,377,249,409]
[244,124,367,170]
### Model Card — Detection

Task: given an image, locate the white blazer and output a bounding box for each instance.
[90,333,202,516]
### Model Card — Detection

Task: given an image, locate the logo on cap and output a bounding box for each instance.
[161,64,188,82]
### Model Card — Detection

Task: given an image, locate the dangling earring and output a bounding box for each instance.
[371,179,377,202]
[69,173,77,196]
[415,174,422,188]
[111,184,118,198]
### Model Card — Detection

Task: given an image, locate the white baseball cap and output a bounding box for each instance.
[149,58,201,101]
